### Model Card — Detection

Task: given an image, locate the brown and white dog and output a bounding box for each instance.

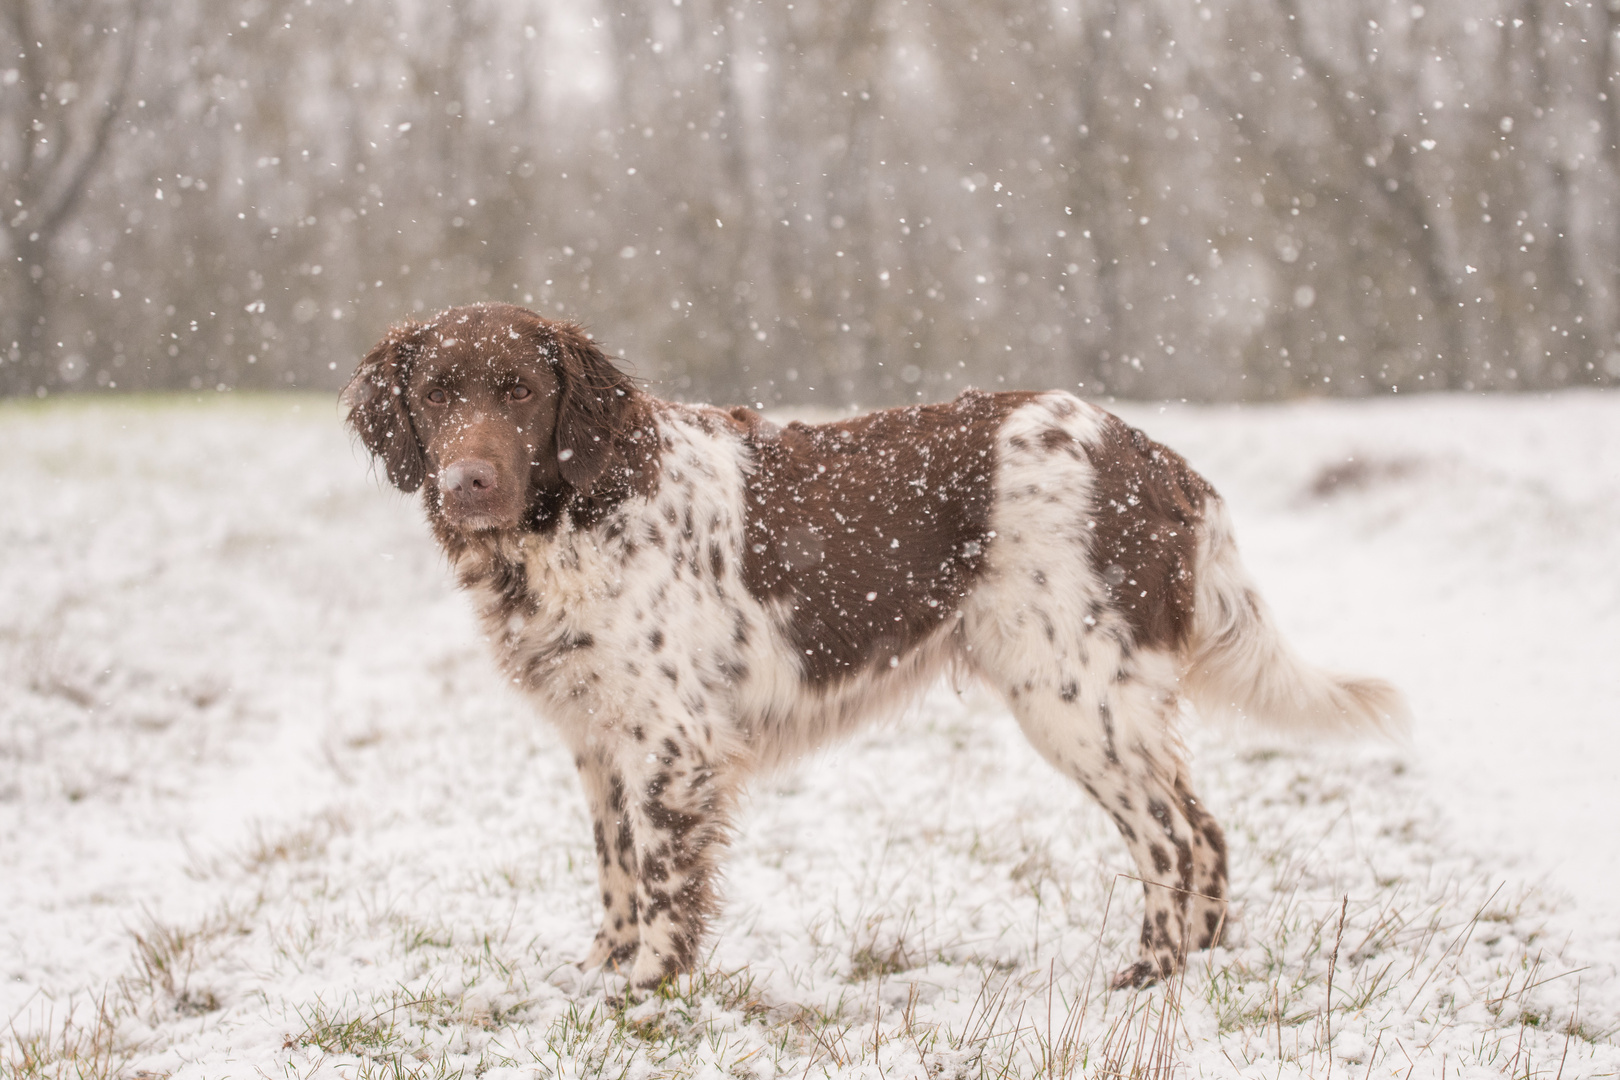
[344,302,1408,991]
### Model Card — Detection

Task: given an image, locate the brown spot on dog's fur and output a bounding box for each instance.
[737,390,1038,684]
[1083,414,1213,652]
[1176,775,1229,902]
[1099,699,1120,764]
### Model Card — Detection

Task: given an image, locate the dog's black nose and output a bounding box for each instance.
[443,460,497,494]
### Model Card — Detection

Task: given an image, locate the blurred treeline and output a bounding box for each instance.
[4,0,1619,405]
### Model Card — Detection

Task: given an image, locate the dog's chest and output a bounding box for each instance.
[464,488,765,731]
[457,534,628,714]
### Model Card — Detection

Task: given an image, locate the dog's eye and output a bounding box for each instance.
[426,388,448,405]
[509,385,532,401]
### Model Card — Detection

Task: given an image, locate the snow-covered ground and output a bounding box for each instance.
[1,390,1616,1079]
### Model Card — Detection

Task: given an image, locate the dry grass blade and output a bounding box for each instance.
[1,994,134,1080]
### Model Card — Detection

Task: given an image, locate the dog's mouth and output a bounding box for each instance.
[435,490,523,532]
[442,508,513,533]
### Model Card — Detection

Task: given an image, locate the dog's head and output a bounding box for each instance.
[343,303,649,534]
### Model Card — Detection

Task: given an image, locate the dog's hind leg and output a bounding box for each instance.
[575,751,642,971]
[977,641,1229,988]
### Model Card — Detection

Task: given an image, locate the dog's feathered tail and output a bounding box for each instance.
[1179,497,1411,738]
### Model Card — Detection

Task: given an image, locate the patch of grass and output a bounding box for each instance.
[847,914,920,982]
[293,996,403,1056]
[848,940,915,982]
[396,917,456,954]
[285,992,477,1080]
[1088,992,1183,1080]
[610,964,779,1067]
[239,810,350,872]
[356,1059,465,1080]
[532,998,635,1076]
[0,996,134,1080]
[125,911,244,1017]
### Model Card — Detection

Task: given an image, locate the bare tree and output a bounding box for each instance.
[0,0,142,394]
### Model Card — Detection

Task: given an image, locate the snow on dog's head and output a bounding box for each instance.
[345,303,657,536]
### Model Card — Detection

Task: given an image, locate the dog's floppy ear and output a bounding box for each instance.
[548,324,641,492]
[343,321,428,492]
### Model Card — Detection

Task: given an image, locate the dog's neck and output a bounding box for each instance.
[439,481,649,604]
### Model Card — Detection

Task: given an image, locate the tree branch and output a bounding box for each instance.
[39,0,146,239]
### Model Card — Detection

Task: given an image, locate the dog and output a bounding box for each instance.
[344,302,1409,991]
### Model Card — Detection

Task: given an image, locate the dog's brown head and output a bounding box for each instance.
[344,303,652,535]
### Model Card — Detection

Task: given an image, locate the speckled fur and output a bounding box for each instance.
[349,306,1410,992]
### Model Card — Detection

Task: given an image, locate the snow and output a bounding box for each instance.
[1,389,1616,1079]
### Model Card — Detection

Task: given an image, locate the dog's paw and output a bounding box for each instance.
[579,932,639,972]
[1109,959,1164,991]
[626,943,686,993]
[551,956,628,1000]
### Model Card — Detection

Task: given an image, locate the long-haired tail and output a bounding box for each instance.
[1180,498,1411,738]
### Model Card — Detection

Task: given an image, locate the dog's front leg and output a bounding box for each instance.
[615,727,734,991]
[575,751,641,972]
